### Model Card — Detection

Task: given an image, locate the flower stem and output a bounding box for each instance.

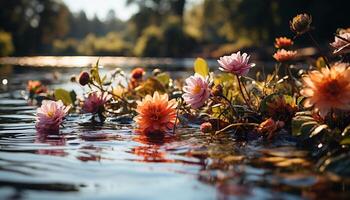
[307,32,331,69]
[90,82,130,109]
[236,75,253,110]
[215,122,259,135]
[172,98,182,134]
[286,65,297,95]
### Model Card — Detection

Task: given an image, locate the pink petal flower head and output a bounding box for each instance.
[217,51,255,76]
[182,74,210,109]
[330,32,350,55]
[83,92,111,114]
[35,100,70,134]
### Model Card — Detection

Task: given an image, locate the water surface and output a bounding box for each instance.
[0,64,349,200]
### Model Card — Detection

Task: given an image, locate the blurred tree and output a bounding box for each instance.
[0,0,70,55]
[0,31,14,56]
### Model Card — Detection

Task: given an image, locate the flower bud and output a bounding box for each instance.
[70,75,77,82]
[200,122,213,133]
[290,13,312,35]
[211,84,223,97]
[131,68,145,80]
[78,71,90,86]
[152,68,162,76]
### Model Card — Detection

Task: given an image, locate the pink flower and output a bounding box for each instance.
[83,92,111,114]
[330,33,350,54]
[217,51,255,76]
[182,74,210,109]
[36,100,70,133]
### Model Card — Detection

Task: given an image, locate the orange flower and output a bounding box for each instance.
[275,37,293,49]
[273,49,297,62]
[134,92,177,134]
[300,63,350,117]
[27,80,47,94]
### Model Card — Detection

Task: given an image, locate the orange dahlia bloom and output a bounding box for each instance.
[300,63,350,117]
[273,49,297,62]
[134,92,178,134]
[275,37,293,49]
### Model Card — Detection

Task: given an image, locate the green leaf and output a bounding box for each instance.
[340,137,350,145]
[69,90,77,106]
[291,114,317,136]
[309,124,328,137]
[156,72,170,86]
[194,57,209,77]
[300,121,318,136]
[90,59,102,86]
[54,88,73,106]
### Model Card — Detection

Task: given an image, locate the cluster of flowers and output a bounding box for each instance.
[31,13,350,154]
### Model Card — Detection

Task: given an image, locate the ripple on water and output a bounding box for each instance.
[0,71,349,200]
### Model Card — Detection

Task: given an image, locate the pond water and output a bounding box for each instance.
[0,63,349,200]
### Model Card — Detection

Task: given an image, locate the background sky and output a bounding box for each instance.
[62,0,138,21]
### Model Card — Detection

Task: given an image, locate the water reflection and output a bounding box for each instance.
[0,65,350,199]
[131,134,175,163]
[35,132,67,157]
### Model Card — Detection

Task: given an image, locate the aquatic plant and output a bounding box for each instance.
[83,92,111,121]
[217,51,254,76]
[300,63,350,118]
[273,49,297,62]
[274,37,294,49]
[182,74,210,109]
[35,100,70,134]
[28,12,350,176]
[134,92,177,135]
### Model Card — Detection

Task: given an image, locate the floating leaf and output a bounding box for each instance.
[194,57,209,77]
[54,88,73,106]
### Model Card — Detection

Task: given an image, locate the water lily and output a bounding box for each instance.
[36,100,70,134]
[182,74,210,109]
[217,51,255,76]
[83,92,111,114]
[134,92,177,134]
[300,63,350,118]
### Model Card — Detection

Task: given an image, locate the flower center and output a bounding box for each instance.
[193,85,202,94]
[324,79,341,97]
[47,110,54,117]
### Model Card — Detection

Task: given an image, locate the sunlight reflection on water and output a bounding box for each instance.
[0,64,349,200]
